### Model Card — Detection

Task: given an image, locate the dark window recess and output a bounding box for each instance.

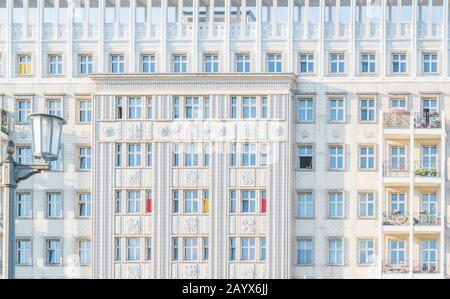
[299,156,313,169]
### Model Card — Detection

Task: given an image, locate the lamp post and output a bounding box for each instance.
[1,113,65,279]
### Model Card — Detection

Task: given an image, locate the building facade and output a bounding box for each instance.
[0,0,449,279]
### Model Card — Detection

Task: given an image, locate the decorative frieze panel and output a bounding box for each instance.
[171,263,209,279]
[228,263,263,279]
[171,215,209,235]
[125,216,141,234]
[172,169,209,188]
[229,168,261,188]
[182,216,199,234]
[229,215,266,235]
[115,169,152,188]
[126,264,141,279]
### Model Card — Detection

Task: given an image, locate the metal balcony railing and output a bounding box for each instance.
[383,260,409,273]
[383,211,410,226]
[413,260,439,273]
[414,112,442,129]
[383,161,409,177]
[414,160,440,177]
[413,212,441,226]
[383,110,411,128]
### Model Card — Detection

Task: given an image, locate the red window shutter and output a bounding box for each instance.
[146,198,152,213]
[261,197,267,213]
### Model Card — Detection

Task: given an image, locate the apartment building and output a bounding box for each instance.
[0,0,449,279]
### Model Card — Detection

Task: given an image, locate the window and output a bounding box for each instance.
[229,191,237,213]
[142,54,156,73]
[390,98,406,109]
[298,145,313,170]
[78,147,92,170]
[204,54,219,72]
[329,145,344,170]
[389,240,406,266]
[126,238,141,261]
[110,54,124,73]
[421,240,438,271]
[78,100,92,123]
[127,191,141,214]
[202,238,209,261]
[421,193,437,217]
[329,98,344,122]
[128,144,142,167]
[359,145,375,169]
[172,191,179,213]
[46,239,62,265]
[79,54,93,75]
[147,144,153,167]
[184,143,199,167]
[173,97,180,119]
[241,191,256,213]
[47,192,62,218]
[361,53,376,73]
[392,53,407,73]
[48,54,63,76]
[330,53,345,74]
[78,240,91,265]
[359,99,375,122]
[173,55,187,72]
[183,238,198,261]
[204,97,210,119]
[78,193,91,217]
[230,97,238,118]
[236,54,251,72]
[146,191,153,213]
[297,192,313,218]
[260,238,266,261]
[267,53,282,72]
[203,144,210,167]
[358,239,374,265]
[17,146,32,164]
[298,98,314,122]
[390,146,406,171]
[115,238,121,261]
[242,143,257,166]
[17,192,32,218]
[297,239,313,265]
[422,146,437,170]
[17,99,31,123]
[328,192,344,218]
[184,191,199,213]
[241,238,256,261]
[261,191,267,213]
[299,53,314,74]
[328,239,343,265]
[126,97,142,120]
[242,97,257,119]
[185,97,200,119]
[230,143,237,167]
[423,53,438,73]
[116,97,123,119]
[17,54,32,75]
[49,145,63,171]
[147,97,153,119]
[172,144,180,167]
[261,97,268,119]
[47,99,62,117]
[229,238,236,261]
[260,144,267,167]
[390,193,406,216]
[145,238,152,261]
[16,239,32,265]
[203,190,209,213]
[359,192,375,218]
[172,238,179,261]
[115,144,122,167]
[115,191,122,213]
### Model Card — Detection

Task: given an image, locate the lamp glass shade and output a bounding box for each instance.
[29,113,66,162]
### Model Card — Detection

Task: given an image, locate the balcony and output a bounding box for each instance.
[413,212,441,226]
[167,22,194,39]
[293,22,318,39]
[414,161,439,178]
[261,22,286,38]
[324,22,350,38]
[383,260,409,274]
[104,23,129,39]
[73,23,98,39]
[355,22,381,38]
[383,161,409,177]
[383,110,410,129]
[414,112,441,129]
[386,22,412,38]
[198,22,225,39]
[413,261,439,274]
[417,22,443,38]
[383,211,410,226]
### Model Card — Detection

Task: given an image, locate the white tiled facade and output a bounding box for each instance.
[0,0,449,279]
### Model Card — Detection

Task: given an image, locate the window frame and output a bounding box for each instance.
[47,53,64,77]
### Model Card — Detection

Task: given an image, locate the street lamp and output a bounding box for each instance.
[1,113,65,279]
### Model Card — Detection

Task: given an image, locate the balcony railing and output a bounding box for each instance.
[383,161,409,177]
[413,260,439,273]
[414,160,440,177]
[414,112,441,129]
[383,110,410,128]
[383,211,410,226]
[413,212,441,226]
[0,108,8,135]
[383,260,409,273]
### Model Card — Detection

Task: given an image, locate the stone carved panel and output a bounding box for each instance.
[240,170,255,187]
[241,216,256,234]
[184,170,199,187]
[182,264,199,279]
[127,170,141,186]
[126,217,141,234]
[240,264,255,279]
[182,216,199,234]
[127,123,142,139]
[127,264,141,279]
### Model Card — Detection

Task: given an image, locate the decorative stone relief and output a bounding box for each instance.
[240,170,255,186]
[332,130,340,138]
[241,216,256,234]
[182,216,199,234]
[80,131,89,138]
[240,264,255,279]
[184,122,198,139]
[159,126,170,137]
[128,124,142,139]
[301,130,309,138]
[183,264,199,279]
[244,124,252,139]
[217,126,226,137]
[127,265,141,279]
[103,127,115,137]
[128,170,141,186]
[185,170,199,186]
[273,126,284,137]
[363,130,372,138]
[19,130,27,139]
[126,217,141,234]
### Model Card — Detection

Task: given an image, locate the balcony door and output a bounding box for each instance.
[390,192,406,215]
[422,146,437,170]
[421,193,437,217]
[389,240,406,266]
[420,240,438,272]
[421,98,437,125]
[391,146,406,170]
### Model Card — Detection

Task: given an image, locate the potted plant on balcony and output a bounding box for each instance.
[415,166,437,177]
